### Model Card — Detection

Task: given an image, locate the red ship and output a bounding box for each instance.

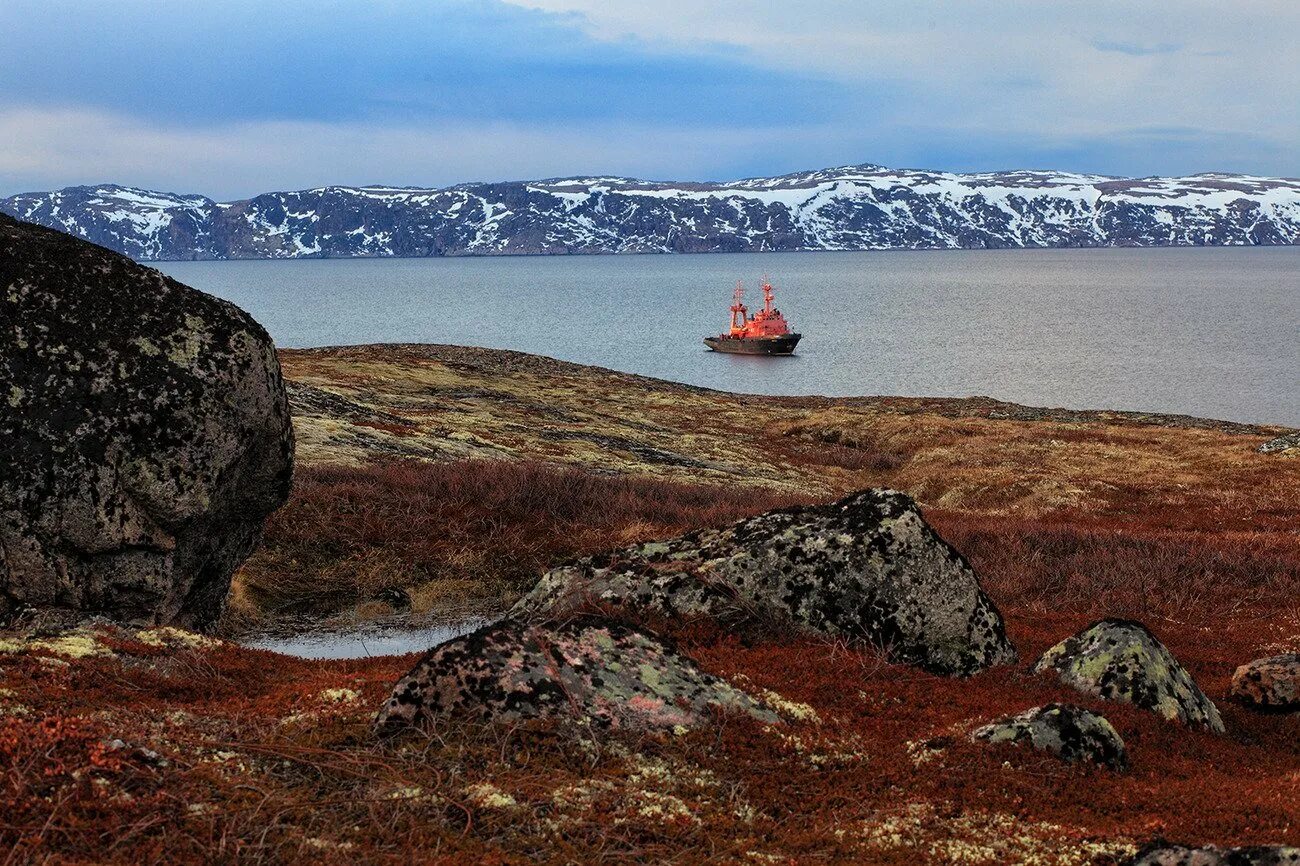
[703,277,801,355]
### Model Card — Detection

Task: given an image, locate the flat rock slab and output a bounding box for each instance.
[1128,844,1300,865]
[1231,654,1300,710]
[0,214,292,630]
[1034,620,1224,733]
[515,489,1017,677]
[971,703,1127,770]
[375,616,777,734]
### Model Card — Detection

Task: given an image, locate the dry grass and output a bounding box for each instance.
[231,460,807,625]
[279,345,1294,518]
[931,512,1300,627]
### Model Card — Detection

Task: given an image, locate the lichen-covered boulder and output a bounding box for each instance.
[1231,654,1300,710]
[1127,843,1300,865]
[0,214,292,630]
[374,616,777,734]
[971,703,1127,770]
[1258,432,1300,454]
[514,489,1016,676]
[1034,620,1224,733]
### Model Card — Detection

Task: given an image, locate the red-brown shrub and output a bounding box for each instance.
[235,459,809,617]
[928,510,1300,626]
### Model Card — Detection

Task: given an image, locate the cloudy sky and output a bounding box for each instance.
[1,0,1295,198]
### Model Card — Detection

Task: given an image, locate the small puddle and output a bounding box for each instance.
[242,617,491,660]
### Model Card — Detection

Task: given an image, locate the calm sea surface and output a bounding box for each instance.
[158,248,1299,427]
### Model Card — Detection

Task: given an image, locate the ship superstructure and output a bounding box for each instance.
[703,277,801,355]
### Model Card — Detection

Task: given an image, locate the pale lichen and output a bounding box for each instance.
[0,632,112,659]
[856,802,1136,866]
[465,782,519,810]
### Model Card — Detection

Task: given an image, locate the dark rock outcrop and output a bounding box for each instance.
[1034,620,1224,733]
[514,489,1017,676]
[1231,654,1300,710]
[374,616,776,734]
[0,214,293,630]
[971,703,1128,770]
[1127,843,1300,865]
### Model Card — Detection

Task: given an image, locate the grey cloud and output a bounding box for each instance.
[1091,40,1183,56]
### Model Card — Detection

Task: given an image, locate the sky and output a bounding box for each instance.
[1,0,1296,199]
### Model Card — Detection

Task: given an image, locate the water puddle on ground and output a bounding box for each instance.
[241,617,491,660]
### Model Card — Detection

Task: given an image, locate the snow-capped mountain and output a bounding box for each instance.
[4,164,1298,261]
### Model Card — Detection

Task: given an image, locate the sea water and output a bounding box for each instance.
[159,247,1300,427]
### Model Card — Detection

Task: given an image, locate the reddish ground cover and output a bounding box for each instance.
[4,445,1297,863]
[2,603,1296,864]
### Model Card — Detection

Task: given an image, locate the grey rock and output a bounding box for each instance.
[1259,432,1300,454]
[514,489,1017,677]
[4,167,1297,262]
[971,703,1128,770]
[1231,654,1300,710]
[374,616,776,734]
[0,213,293,630]
[1127,843,1300,865]
[1034,620,1224,733]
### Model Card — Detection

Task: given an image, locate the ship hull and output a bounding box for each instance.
[703,333,801,355]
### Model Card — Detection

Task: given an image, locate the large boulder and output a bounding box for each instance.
[971,703,1128,770]
[375,616,776,734]
[1034,620,1224,733]
[1231,654,1300,711]
[0,214,292,630]
[514,489,1017,676]
[1127,844,1300,865]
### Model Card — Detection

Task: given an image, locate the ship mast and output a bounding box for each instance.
[730,280,748,333]
[761,274,775,315]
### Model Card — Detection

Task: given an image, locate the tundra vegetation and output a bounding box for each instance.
[3,343,1298,864]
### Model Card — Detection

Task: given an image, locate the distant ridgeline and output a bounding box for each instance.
[3,164,1299,261]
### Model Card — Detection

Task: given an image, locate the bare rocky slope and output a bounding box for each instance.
[3,163,1298,260]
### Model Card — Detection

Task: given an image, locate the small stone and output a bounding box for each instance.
[1034,619,1224,733]
[972,703,1128,770]
[374,615,777,735]
[1231,654,1300,710]
[137,747,168,768]
[1127,842,1300,865]
[374,587,412,610]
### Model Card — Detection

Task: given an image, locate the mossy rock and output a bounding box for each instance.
[1034,619,1224,733]
[971,703,1127,770]
[1231,654,1300,711]
[375,615,777,734]
[515,489,1017,677]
